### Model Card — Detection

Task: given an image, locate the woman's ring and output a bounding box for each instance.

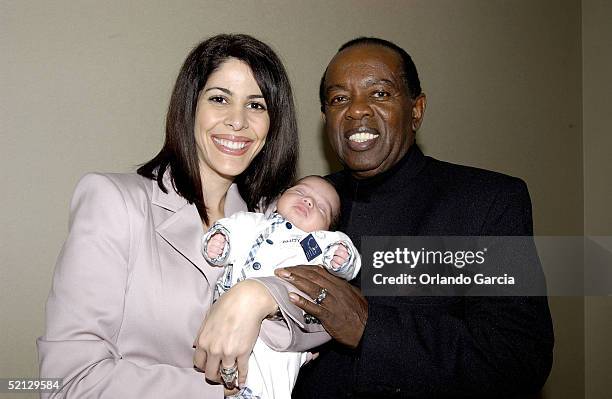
[314,287,328,305]
[220,363,238,385]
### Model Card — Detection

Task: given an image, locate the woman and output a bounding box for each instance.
[38,34,326,398]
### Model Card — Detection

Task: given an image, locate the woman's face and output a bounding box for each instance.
[194,58,270,182]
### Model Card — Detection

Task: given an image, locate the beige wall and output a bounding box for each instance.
[583,1,612,398]
[0,0,605,397]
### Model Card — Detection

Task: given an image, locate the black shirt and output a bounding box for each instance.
[293,145,554,399]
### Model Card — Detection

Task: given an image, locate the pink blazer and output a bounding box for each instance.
[37,172,328,398]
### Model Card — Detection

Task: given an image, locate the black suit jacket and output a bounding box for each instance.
[293,145,554,398]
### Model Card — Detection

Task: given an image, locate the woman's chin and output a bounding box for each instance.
[200,155,252,180]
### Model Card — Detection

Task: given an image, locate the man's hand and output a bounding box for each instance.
[274,265,368,348]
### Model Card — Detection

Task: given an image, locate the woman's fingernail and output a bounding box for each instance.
[277,269,293,280]
[289,293,299,302]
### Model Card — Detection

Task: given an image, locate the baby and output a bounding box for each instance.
[201,175,360,399]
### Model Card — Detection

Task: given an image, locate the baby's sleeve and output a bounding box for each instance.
[320,231,361,280]
[201,211,268,266]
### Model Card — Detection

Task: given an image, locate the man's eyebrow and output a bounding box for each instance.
[365,78,396,87]
[325,84,348,93]
[325,79,397,94]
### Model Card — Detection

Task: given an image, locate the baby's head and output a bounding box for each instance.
[276,176,340,232]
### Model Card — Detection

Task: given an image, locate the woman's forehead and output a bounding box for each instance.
[204,58,262,94]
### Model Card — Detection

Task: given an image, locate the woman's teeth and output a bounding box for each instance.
[349,132,379,143]
[213,138,248,150]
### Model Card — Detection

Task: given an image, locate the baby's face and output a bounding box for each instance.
[276,176,340,232]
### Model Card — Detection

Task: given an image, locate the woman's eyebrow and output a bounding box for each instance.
[203,87,263,100]
[204,86,231,94]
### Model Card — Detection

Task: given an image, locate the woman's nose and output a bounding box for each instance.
[224,107,248,130]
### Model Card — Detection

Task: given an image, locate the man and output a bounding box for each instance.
[275,38,554,398]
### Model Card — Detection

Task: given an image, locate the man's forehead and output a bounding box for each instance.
[328,45,402,74]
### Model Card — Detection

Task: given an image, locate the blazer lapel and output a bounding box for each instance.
[152,177,218,286]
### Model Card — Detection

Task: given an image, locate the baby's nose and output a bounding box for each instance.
[302,197,313,207]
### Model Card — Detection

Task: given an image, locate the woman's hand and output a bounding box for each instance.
[193,279,277,388]
[275,265,368,348]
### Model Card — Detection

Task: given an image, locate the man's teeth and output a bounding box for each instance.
[213,138,248,150]
[349,132,379,143]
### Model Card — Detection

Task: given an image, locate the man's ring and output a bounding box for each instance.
[220,363,238,385]
[314,288,328,305]
[305,288,328,324]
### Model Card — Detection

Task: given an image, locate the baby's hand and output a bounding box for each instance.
[330,245,349,271]
[206,233,226,261]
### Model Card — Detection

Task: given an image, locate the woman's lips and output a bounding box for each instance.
[211,135,253,155]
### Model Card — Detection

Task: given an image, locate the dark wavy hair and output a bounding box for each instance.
[138,34,298,225]
[319,37,422,111]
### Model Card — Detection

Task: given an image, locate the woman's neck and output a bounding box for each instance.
[199,167,234,228]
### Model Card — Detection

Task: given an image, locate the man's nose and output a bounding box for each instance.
[346,96,373,120]
[224,107,248,130]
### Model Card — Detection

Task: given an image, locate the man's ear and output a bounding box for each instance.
[411,94,427,132]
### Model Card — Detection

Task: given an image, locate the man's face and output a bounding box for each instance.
[322,45,425,179]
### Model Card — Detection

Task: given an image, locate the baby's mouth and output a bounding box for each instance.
[293,203,308,217]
